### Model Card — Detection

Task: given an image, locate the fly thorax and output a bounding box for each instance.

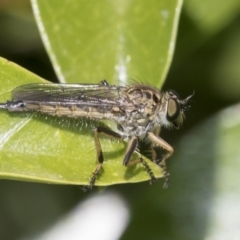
[118,116,148,137]
[126,125,147,138]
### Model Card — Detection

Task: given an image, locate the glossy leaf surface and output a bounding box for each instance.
[31,0,182,87]
[0,57,162,185]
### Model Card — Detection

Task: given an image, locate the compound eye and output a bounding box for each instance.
[167,98,180,122]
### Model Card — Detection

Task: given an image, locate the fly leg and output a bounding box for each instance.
[83,126,123,191]
[148,132,174,189]
[123,137,157,184]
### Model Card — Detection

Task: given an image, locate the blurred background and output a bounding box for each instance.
[0,0,240,239]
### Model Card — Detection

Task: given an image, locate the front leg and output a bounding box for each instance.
[148,132,174,189]
[123,136,157,184]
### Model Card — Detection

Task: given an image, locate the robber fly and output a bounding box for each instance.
[0,80,193,190]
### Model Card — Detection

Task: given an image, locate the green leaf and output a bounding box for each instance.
[173,0,240,65]
[0,0,183,186]
[211,29,240,101]
[31,0,183,87]
[0,57,162,186]
[167,104,240,238]
[122,104,240,239]
[184,0,240,35]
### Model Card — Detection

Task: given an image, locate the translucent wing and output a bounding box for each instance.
[12,83,122,106]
